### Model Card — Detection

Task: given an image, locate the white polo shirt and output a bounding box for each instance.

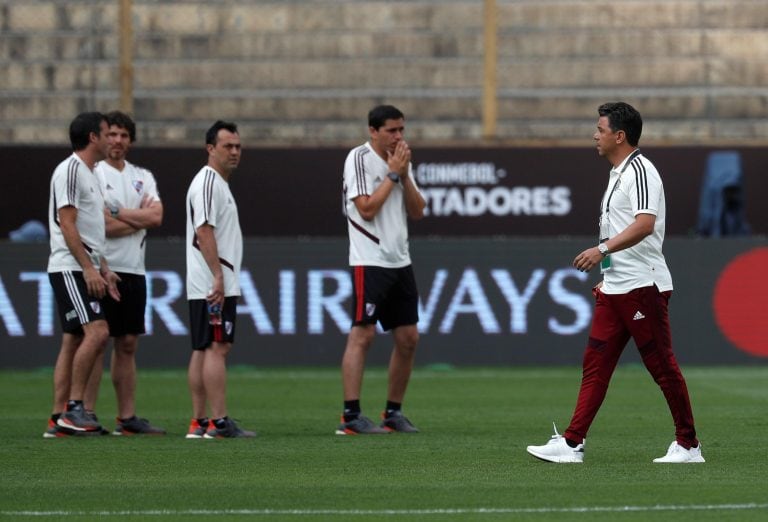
[48,153,105,273]
[185,166,242,299]
[599,149,673,294]
[96,160,160,275]
[343,142,421,268]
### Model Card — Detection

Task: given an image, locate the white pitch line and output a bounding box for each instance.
[2,503,767,517]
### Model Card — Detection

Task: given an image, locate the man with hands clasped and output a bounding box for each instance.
[337,105,427,435]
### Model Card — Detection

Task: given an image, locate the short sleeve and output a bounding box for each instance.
[52,162,80,210]
[627,159,661,216]
[190,172,217,229]
[344,147,372,200]
[143,169,161,202]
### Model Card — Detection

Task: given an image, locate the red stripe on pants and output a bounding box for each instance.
[213,323,223,343]
[564,286,698,448]
[354,266,365,322]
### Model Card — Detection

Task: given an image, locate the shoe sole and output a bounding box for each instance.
[335,428,388,435]
[381,425,419,433]
[113,430,166,436]
[56,418,100,432]
[653,456,706,463]
[43,429,99,438]
[526,448,583,463]
[185,433,205,439]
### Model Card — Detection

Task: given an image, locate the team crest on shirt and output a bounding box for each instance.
[365,303,376,316]
[89,301,101,314]
[225,321,233,335]
[132,180,144,194]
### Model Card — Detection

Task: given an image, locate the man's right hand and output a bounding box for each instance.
[83,265,107,299]
[386,140,411,178]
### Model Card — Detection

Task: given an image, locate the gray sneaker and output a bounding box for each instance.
[380,410,419,433]
[113,416,166,436]
[335,415,389,435]
[86,411,111,436]
[203,417,256,439]
[57,404,102,433]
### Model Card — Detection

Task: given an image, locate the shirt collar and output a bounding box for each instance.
[612,148,641,174]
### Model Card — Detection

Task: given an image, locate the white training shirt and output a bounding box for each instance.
[343,142,422,268]
[96,160,160,275]
[47,153,106,273]
[185,166,242,299]
[599,149,673,294]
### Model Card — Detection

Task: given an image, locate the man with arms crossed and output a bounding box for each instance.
[185,120,255,439]
[337,105,426,435]
[84,111,165,435]
[526,102,704,463]
[45,112,120,437]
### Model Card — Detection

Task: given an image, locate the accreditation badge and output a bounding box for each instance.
[599,213,612,273]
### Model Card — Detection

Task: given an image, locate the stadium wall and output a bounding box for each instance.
[1,238,765,369]
[1,145,766,238]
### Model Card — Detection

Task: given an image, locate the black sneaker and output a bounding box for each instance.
[57,404,102,432]
[335,414,389,435]
[86,411,111,436]
[113,416,166,436]
[380,410,419,433]
[203,417,256,439]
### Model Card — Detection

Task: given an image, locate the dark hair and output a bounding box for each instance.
[106,110,136,143]
[205,120,239,146]
[368,105,404,130]
[597,102,642,146]
[69,112,107,151]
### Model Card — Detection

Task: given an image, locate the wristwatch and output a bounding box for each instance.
[108,204,119,218]
[598,243,610,256]
[387,172,400,183]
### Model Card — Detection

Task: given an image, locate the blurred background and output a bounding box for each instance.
[3,0,768,145]
[0,0,766,368]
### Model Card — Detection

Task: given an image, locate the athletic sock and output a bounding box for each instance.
[213,417,228,429]
[385,401,402,415]
[66,400,83,411]
[343,400,361,422]
[565,438,580,448]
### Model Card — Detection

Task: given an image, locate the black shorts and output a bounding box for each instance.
[49,271,106,334]
[102,273,146,337]
[350,265,419,331]
[188,296,238,350]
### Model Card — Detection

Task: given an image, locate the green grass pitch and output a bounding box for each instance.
[1,365,767,521]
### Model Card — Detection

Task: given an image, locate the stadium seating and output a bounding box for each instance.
[1,0,767,145]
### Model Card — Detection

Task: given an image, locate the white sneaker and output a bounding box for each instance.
[653,441,705,463]
[526,423,585,463]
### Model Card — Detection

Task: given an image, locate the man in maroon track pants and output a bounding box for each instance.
[526,102,704,464]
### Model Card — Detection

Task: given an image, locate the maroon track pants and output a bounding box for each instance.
[564,285,699,448]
